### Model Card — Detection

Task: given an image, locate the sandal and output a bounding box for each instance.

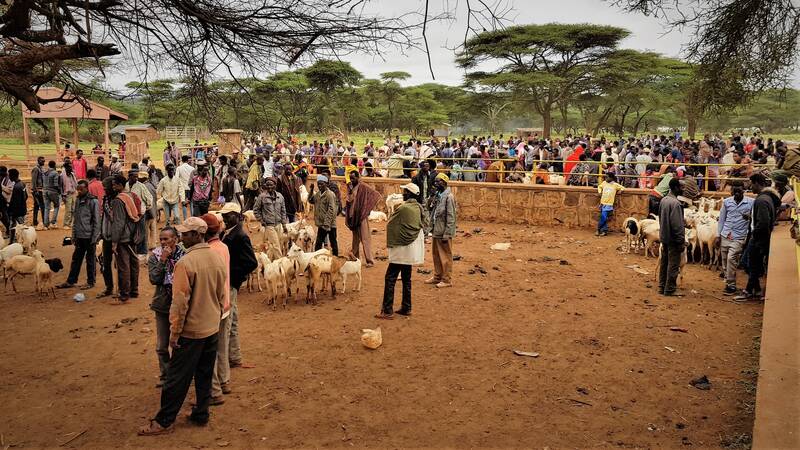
[374,312,394,320]
[138,420,173,436]
[96,291,113,299]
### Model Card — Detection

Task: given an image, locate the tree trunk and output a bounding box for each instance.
[541,107,553,139]
[687,114,698,140]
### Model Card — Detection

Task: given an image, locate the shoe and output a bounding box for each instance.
[424,277,439,284]
[185,413,208,426]
[35,224,44,231]
[56,282,75,289]
[663,290,685,297]
[734,291,756,302]
[600,231,608,236]
[209,396,225,406]
[723,286,738,296]
[394,309,412,316]
[436,282,452,288]
[138,420,174,436]
[111,298,130,305]
[62,225,71,230]
[229,361,242,368]
[594,230,601,236]
[374,312,394,320]
[96,291,113,299]
[79,284,94,290]
[222,384,232,395]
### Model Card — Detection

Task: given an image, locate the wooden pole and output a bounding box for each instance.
[104,119,110,158]
[72,118,80,153]
[53,118,61,159]
[22,115,30,169]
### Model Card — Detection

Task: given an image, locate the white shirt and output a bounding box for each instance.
[176,162,194,191]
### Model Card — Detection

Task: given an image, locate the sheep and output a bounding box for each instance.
[385,193,404,216]
[369,211,388,222]
[4,250,63,296]
[695,215,720,270]
[638,218,661,258]
[621,217,640,254]
[336,257,362,294]
[14,225,37,255]
[1,242,24,278]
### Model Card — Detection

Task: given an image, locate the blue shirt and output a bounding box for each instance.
[718,196,754,240]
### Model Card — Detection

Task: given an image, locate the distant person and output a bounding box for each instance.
[30,156,46,230]
[157,163,184,225]
[596,172,624,236]
[425,173,457,288]
[110,174,143,304]
[309,175,339,255]
[735,174,780,302]
[42,160,62,229]
[657,178,685,296]
[7,169,27,241]
[718,183,753,296]
[138,217,227,436]
[72,149,88,180]
[61,162,78,229]
[188,161,212,217]
[56,180,99,290]
[345,171,382,267]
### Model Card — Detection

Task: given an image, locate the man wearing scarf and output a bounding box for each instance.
[346,171,382,267]
[110,174,144,303]
[275,163,303,222]
[375,183,428,320]
[148,227,186,387]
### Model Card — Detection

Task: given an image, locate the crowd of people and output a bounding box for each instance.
[0,130,795,434]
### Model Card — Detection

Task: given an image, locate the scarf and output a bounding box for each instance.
[345,182,382,230]
[152,244,186,285]
[387,199,423,248]
[117,192,142,222]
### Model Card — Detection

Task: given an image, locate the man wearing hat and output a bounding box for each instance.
[376,182,428,320]
[139,217,227,436]
[220,202,258,369]
[309,175,339,255]
[253,177,288,251]
[426,173,457,288]
[127,167,154,255]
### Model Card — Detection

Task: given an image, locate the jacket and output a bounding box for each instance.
[413,171,436,199]
[253,191,288,225]
[110,196,133,243]
[157,175,185,204]
[222,224,258,290]
[310,189,338,230]
[9,180,27,217]
[750,188,780,246]
[71,194,100,242]
[658,193,685,246]
[31,165,45,191]
[431,188,457,239]
[43,168,62,195]
[170,243,227,339]
[148,255,172,314]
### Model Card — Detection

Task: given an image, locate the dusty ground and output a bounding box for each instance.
[0,217,762,449]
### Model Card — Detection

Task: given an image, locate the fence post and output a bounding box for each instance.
[704,165,709,191]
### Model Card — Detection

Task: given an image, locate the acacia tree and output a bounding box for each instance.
[457,24,629,138]
[303,60,362,135]
[379,71,411,134]
[0,0,510,112]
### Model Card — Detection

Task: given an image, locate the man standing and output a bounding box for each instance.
[0,166,12,235]
[376,183,427,320]
[176,155,195,219]
[56,180,99,289]
[657,178,686,296]
[735,174,780,301]
[42,160,62,229]
[220,203,258,370]
[413,160,435,202]
[253,178,288,252]
[276,165,303,222]
[189,161,213,217]
[425,173,457,288]
[72,149,88,180]
[127,168,154,254]
[220,166,244,208]
[30,156,46,230]
[157,163,184,225]
[345,171,381,267]
[7,169,27,241]
[309,175,339,255]
[138,217,227,435]
[142,171,159,249]
[61,162,78,229]
[95,156,110,181]
[97,177,115,299]
[147,227,185,387]
[110,174,142,304]
[718,183,754,295]
[244,155,264,211]
[200,214,231,405]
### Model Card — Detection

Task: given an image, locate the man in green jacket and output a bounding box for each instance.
[425,173,457,288]
[309,175,339,256]
[376,183,428,319]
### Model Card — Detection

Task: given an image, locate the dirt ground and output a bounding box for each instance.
[0,217,762,449]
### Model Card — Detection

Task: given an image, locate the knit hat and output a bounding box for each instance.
[317,175,329,183]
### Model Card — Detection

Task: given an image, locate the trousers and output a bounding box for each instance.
[351,218,373,264]
[115,243,139,299]
[62,195,75,228]
[155,312,171,382]
[658,244,682,293]
[43,192,60,227]
[720,238,745,289]
[314,227,339,256]
[228,288,242,365]
[597,205,614,233]
[432,238,453,283]
[100,239,114,293]
[745,239,768,294]
[32,191,45,226]
[154,333,218,427]
[212,299,234,397]
[382,263,412,314]
[66,238,96,286]
[163,200,181,225]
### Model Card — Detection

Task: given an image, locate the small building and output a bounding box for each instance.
[516,128,543,140]
[109,124,159,143]
[431,123,451,140]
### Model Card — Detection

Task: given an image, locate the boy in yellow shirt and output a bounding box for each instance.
[597,172,625,236]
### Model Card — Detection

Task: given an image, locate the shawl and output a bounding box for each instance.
[564,146,584,175]
[117,192,141,222]
[345,182,382,230]
[387,199,423,248]
[276,172,302,214]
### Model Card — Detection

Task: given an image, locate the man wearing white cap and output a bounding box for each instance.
[220,202,258,368]
[309,175,339,255]
[139,217,227,435]
[375,182,427,320]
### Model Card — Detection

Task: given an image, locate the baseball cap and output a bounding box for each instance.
[435,173,450,183]
[400,182,419,195]
[175,217,208,234]
[200,213,222,234]
[218,202,241,214]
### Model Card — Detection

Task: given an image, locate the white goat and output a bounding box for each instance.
[262,259,286,310]
[14,225,37,255]
[337,258,362,293]
[385,193,404,216]
[695,215,720,270]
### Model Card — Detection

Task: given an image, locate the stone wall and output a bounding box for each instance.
[325,176,657,229]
